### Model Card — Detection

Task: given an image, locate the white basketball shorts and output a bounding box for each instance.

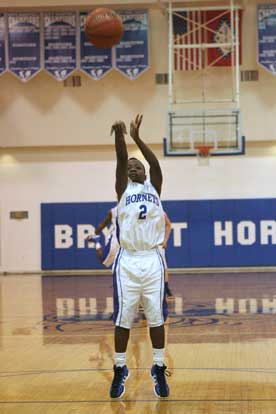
[112,248,168,329]
[158,246,168,269]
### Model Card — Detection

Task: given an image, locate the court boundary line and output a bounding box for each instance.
[2,266,276,277]
[1,398,276,404]
[2,366,276,377]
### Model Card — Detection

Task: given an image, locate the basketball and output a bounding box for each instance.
[85,8,124,49]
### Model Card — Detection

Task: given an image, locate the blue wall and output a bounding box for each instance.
[41,199,276,270]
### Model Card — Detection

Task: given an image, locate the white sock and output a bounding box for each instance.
[114,352,126,367]
[153,348,165,367]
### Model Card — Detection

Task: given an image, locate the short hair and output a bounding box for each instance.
[128,157,146,173]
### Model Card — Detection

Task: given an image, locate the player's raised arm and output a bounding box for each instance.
[130,114,162,195]
[111,120,128,201]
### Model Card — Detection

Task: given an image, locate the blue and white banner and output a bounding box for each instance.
[79,12,113,80]
[41,198,276,270]
[258,4,276,75]
[115,10,149,80]
[44,12,77,81]
[7,13,41,82]
[0,14,6,75]
[41,202,115,270]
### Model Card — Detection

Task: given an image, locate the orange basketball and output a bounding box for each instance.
[85,8,124,49]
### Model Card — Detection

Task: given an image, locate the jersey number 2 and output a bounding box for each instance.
[138,204,147,220]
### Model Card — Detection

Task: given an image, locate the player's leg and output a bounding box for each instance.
[149,325,170,397]
[142,250,170,397]
[110,250,141,398]
[110,326,130,399]
[113,325,130,368]
[149,324,166,369]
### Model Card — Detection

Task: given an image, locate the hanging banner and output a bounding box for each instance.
[7,13,41,82]
[258,4,276,75]
[79,12,113,80]
[115,10,149,80]
[44,12,77,81]
[0,14,6,75]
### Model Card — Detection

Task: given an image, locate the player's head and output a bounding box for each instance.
[128,158,146,183]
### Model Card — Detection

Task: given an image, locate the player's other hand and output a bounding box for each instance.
[130,114,143,141]
[110,121,127,136]
[162,241,168,249]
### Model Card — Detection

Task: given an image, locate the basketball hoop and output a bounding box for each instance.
[195,145,213,166]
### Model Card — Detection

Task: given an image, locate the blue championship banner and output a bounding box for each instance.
[44,12,77,81]
[258,4,276,75]
[7,13,41,82]
[79,12,113,80]
[41,198,276,270]
[0,14,6,75]
[115,10,149,80]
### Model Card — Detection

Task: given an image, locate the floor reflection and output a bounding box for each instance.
[41,272,276,344]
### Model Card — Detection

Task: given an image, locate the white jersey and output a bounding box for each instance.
[117,180,165,251]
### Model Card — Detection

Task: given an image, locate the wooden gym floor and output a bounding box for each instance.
[1,271,276,414]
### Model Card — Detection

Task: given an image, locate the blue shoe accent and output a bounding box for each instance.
[151,364,170,398]
[110,365,129,399]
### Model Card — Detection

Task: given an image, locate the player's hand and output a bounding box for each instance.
[86,235,93,241]
[162,241,168,249]
[110,121,127,136]
[130,114,143,141]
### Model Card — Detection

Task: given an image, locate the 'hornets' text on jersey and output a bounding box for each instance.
[117,180,165,251]
[125,192,160,207]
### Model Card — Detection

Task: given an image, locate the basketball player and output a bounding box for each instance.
[87,207,119,268]
[109,114,170,399]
